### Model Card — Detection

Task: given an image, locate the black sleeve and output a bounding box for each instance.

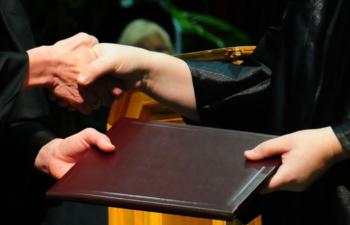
[5,88,56,168]
[187,59,272,132]
[2,89,58,217]
[333,121,350,152]
[0,52,28,119]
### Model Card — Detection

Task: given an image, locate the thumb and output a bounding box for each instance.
[244,136,289,161]
[79,128,115,153]
[78,56,115,86]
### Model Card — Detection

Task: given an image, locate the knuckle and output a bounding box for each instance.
[90,35,99,44]
[77,32,89,39]
[255,143,268,155]
[83,127,97,135]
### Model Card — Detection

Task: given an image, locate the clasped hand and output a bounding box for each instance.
[26,33,121,114]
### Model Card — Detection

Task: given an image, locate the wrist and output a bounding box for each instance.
[143,51,188,93]
[25,46,55,89]
[325,127,350,164]
[130,49,157,92]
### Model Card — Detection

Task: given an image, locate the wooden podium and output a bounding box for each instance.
[106,46,261,225]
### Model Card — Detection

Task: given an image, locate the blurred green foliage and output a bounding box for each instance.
[161,0,250,51]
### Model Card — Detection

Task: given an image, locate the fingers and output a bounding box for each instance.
[267,164,292,192]
[73,32,98,47]
[56,32,99,48]
[91,76,119,107]
[78,55,113,85]
[113,87,123,96]
[87,34,99,47]
[49,32,101,112]
[79,128,115,152]
[244,136,290,160]
[43,129,115,179]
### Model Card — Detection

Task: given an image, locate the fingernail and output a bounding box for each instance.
[106,142,116,150]
[112,88,123,96]
[244,149,253,156]
[244,149,254,154]
[244,148,259,158]
[103,138,115,149]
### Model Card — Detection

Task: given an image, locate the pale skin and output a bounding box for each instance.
[78,43,350,192]
[35,128,115,179]
[78,43,198,120]
[244,127,349,192]
[25,33,117,114]
[12,33,116,178]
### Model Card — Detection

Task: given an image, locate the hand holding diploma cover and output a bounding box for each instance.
[46,118,280,221]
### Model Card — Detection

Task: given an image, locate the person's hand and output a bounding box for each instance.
[26,33,100,113]
[79,75,124,111]
[53,75,122,113]
[35,128,115,179]
[49,33,98,112]
[78,43,152,92]
[244,127,348,192]
[77,43,198,120]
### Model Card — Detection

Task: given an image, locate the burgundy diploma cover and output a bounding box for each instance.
[46,118,279,220]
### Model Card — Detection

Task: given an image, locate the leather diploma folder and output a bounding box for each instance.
[46,118,280,220]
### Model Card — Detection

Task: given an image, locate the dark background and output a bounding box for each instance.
[22,0,287,52]
[19,0,288,136]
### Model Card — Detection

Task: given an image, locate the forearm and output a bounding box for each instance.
[142,52,198,121]
[78,43,197,120]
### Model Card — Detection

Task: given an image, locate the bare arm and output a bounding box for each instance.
[78,43,198,120]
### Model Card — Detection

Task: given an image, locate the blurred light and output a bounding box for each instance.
[120,0,134,8]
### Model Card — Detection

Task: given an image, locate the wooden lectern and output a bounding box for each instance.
[106,46,261,225]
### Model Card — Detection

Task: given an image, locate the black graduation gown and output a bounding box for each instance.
[188,0,350,224]
[0,1,108,224]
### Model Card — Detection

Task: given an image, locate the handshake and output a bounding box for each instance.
[27,32,195,179]
[25,32,153,114]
